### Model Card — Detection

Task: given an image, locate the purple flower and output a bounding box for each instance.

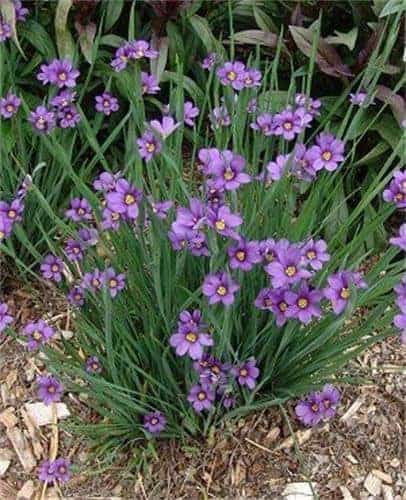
[82,269,104,292]
[65,239,84,262]
[206,205,243,239]
[394,276,406,303]
[0,198,24,223]
[85,355,102,374]
[78,227,98,247]
[0,19,11,42]
[247,98,257,114]
[319,385,341,419]
[285,283,322,324]
[187,384,215,412]
[141,72,160,95]
[307,133,345,172]
[37,375,63,405]
[37,59,80,88]
[265,154,289,182]
[259,238,280,263]
[38,460,57,484]
[93,171,121,193]
[50,90,76,109]
[106,178,141,220]
[202,271,240,306]
[217,61,246,90]
[149,116,181,139]
[394,313,406,343]
[0,216,13,242]
[53,458,71,483]
[178,309,205,329]
[67,286,85,307]
[28,105,56,134]
[250,113,273,135]
[201,52,217,70]
[228,238,261,271]
[197,147,223,175]
[111,45,132,72]
[324,270,367,314]
[0,93,21,118]
[205,186,225,209]
[143,411,167,433]
[295,94,321,116]
[170,324,213,360]
[210,105,231,128]
[389,224,406,251]
[40,254,64,282]
[14,1,29,22]
[292,144,318,181]
[57,104,81,128]
[349,90,371,106]
[103,267,126,298]
[128,39,158,59]
[301,239,330,271]
[232,358,259,389]
[243,68,262,88]
[148,198,173,219]
[272,108,308,141]
[383,170,406,208]
[65,197,92,222]
[0,302,13,333]
[171,198,206,232]
[137,131,162,162]
[267,288,291,327]
[209,150,251,191]
[95,92,119,115]
[295,391,324,426]
[265,245,312,288]
[184,101,200,127]
[101,207,123,231]
[254,287,274,310]
[22,319,54,350]
[194,355,227,387]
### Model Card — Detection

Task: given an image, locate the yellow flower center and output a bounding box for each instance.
[322,151,332,161]
[311,403,319,412]
[146,142,156,153]
[73,247,80,254]
[32,331,42,340]
[340,287,350,299]
[92,363,99,370]
[38,118,45,125]
[227,71,236,81]
[298,298,308,309]
[103,100,110,107]
[285,265,297,277]
[279,301,287,312]
[197,391,206,401]
[48,386,55,393]
[111,212,120,220]
[185,332,197,343]
[51,264,59,272]
[0,231,5,240]
[120,55,128,62]
[215,219,225,231]
[135,50,144,58]
[59,72,67,81]
[125,194,135,205]
[223,169,234,181]
[74,294,82,301]
[395,193,404,201]
[306,250,316,260]
[92,279,100,287]
[77,208,85,215]
[283,122,292,130]
[8,210,16,219]
[6,105,14,113]
[245,77,253,85]
[217,286,227,296]
[236,251,246,262]
[239,368,248,377]
[109,279,118,288]
[151,417,158,425]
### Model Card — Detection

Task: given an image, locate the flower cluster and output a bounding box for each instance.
[217,61,262,91]
[0,177,29,245]
[38,457,71,484]
[383,169,406,209]
[295,384,341,426]
[0,303,14,334]
[0,2,28,44]
[111,39,157,72]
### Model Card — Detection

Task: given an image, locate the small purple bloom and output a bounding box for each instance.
[171,198,206,232]
[103,267,126,298]
[22,319,54,351]
[394,313,406,343]
[267,288,291,327]
[129,39,158,60]
[295,391,324,426]
[106,178,142,220]
[170,324,213,360]
[148,198,173,219]
[65,197,92,222]
[324,270,367,314]
[307,133,345,172]
[40,254,64,282]
[222,394,237,409]
[141,72,160,95]
[101,207,123,231]
[37,375,63,405]
[53,458,71,483]
[265,245,312,288]
[95,92,119,115]
[228,238,261,272]
[28,105,56,134]
[86,355,102,374]
[0,302,13,333]
[272,108,308,141]
[383,170,406,208]
[187,384,215,412]
[265,154,289,182]
[14,1,29,22]
[93,171,121,193]
[38,460,57,484]
[0,216,13,242]
[78,227,98,247]
[285,283,323,324]
[149,116,181,139]
[232,358,259,390]
[254,287,274,311]
[295,94,321,116]
[0,198,24,223]
[50,90,76,109]
[247,98,257,113]
[143,411,167,433]
[206,205,243,239]
[250,113,273,135]
[65,238,84,262]
[389,224,406,251]
[319,385,341,419]
[209,150,251,191]
[137,131,162,162]
[67,286,85,307]
[349,90,371,106]
[0,93,21,118]
[202,271,240,306]
[210,105,231,128]
[57,104,81,128]
[37,59,80,88]
[243,68,262,88]
[184,101,200,127]
[82,269,104,292]
[301,239,330,271]
[197,147,223,176]
[292,144,318,181]
[0,19,11,42]
[217,61,246,90]
[201,52,217,70]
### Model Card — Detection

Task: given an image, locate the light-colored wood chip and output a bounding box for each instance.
[277,429,312,450]
[16,480,35,500]
[364,472,382,496]
[0,456,11,477]
[0,479,17,499]
[24,402,70,427]
[282,482,316,498]
[340,397,363,423]
[372,469,393,484]
[0,407,18,428]
[6,427,36,472]
[382,484,394,500]
[339,486,355,500]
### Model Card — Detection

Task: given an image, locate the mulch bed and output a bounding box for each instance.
[0,280,404,499]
